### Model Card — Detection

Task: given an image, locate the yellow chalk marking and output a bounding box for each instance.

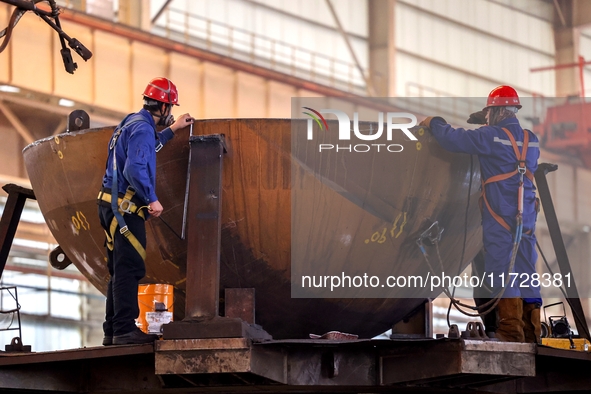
[390,213,402,238]
[71,211,89,231]
[175,278,187,285]
[395,212,407,238]
[377,228,387,244]
[371,231,380,242]
[365,211,410,245]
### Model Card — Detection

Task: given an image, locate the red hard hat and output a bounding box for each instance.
[143,77,179,105]
[486,85,521,109]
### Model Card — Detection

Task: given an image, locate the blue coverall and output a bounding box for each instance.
[98,108,175,337]
[429,116,542,305]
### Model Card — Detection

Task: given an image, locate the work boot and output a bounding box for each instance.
[113,328,159,345]
[495,298,525,342]
[522,302,542,344]
[102,336,113,346]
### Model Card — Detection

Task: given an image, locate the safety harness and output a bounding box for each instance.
[98,188,147,260]
[98,114,160,261]
[480,127,534,239]
[417,127,537,319]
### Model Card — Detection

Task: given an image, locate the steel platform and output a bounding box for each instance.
[1,337,590,393]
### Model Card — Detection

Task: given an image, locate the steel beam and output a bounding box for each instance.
[5,338,591,392]
[150,0,173,25]
[535,163,590,341]
[56,9,404,109]
[554,0,591,28]
[0,183,35,280]
[184,135,226,320]
[325,0,375,96]
[162,134,272,340]
[156,337,537,388]
[155,338,253,375]
[380,340,536,385]
[0,100,35,144]
[553,26,581,97]
[549,0,591,97]
[390,299,433,339]
[0,90,123,126]
[368,0,396,96]
[0,344,157,392]
[573,0,591,27]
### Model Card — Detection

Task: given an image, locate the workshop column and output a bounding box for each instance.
[368,0,396,97]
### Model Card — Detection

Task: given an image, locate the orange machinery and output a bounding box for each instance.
[531,56,591,167]
[533,99,591,168]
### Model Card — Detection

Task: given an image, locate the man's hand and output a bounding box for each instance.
[419,117,434,127]
[467,110,487,125]
[148,200,164,217]
[171,113,195,133]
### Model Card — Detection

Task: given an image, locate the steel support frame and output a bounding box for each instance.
[183,135,225,321]
[534,163,590,340]
[162,134,270,341]
[390,299,433,339]
[155,338,536,386]
[0,183,35,279]
[2,337,591,392]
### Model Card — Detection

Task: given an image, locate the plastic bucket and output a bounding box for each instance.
[137,284,174,334]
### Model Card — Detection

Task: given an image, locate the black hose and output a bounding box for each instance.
[447,154,474,327]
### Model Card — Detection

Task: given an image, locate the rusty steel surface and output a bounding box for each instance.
[0,343,154,366]
[22,119,483,339]
[225,288,256,324]
[162,316,272,340]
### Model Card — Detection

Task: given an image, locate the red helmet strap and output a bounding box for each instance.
[155,103,174,127]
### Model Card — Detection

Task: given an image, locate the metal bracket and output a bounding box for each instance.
[49,245,72,270]
[67,109,89,132]
[417,221,444,246]
[5,336,31,353]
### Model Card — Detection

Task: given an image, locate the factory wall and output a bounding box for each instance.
[395,0,556,97]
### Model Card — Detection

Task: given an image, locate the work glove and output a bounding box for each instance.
[467,110,487,125]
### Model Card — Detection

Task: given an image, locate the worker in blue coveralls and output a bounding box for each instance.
[97,77,194,345]
[420,85,542,343]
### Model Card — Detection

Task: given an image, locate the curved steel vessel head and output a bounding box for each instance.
[23,119,482,339]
